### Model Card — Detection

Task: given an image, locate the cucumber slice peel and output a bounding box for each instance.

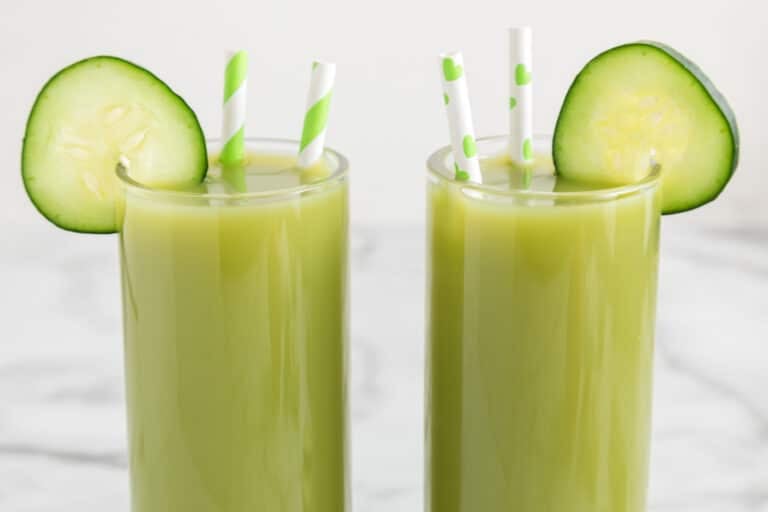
[553,42,739,214]
[22,56,207,233]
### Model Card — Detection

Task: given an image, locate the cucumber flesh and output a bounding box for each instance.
[553,42,739,214]
[22,56,207,233]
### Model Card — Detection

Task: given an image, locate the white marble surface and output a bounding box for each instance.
[1,220,767,511]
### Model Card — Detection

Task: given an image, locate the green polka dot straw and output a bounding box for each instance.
[220,50,249,165]
[439,51,481,182]
[509,27,533,163]
[298,60,336,168]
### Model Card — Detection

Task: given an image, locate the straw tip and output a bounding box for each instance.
[227,49,248,59]
[225,50,249,75]
[509,26,533,33]
[439,50,462,59]
[312,59,336,71]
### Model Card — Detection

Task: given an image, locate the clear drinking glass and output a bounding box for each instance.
[426,135,661,512]
[117,138,349,511]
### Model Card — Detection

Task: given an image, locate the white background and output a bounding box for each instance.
[1,0,765,228]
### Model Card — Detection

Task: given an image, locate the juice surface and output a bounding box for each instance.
[427,154,660,512]
[119,152,348,512]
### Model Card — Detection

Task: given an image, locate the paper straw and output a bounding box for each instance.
[220,50,248,165]
[509,27,533,163]
[439,52,481,182]
[298,60,335,168]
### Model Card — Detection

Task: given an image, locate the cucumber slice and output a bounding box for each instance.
[22,56,207,233]
[553,42,739,214]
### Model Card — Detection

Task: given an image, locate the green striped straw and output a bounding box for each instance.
[297,60,336,168]
[220,50,248,165]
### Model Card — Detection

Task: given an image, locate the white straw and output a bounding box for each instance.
[509,27,534,163]
[439,52,482,182]
[297,60,336,168]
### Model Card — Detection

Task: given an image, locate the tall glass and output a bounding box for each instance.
[117,139,349,511]
[426,136,661,511]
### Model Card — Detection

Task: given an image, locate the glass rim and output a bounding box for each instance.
[427,134,662,202]
[116,137,349,201]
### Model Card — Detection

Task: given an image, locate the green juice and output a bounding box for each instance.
[427,147,661,511]
[118,147,348,512]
